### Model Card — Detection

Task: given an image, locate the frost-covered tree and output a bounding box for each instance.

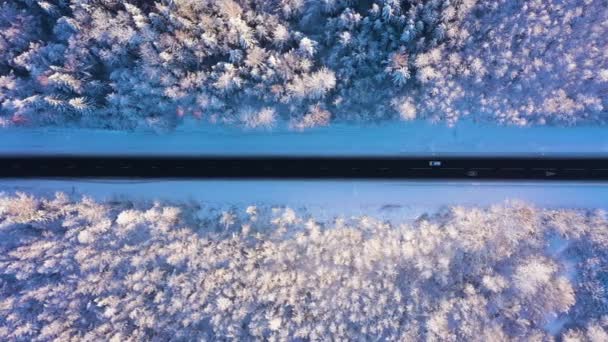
[1,192,607,340]
[0,0,606,130]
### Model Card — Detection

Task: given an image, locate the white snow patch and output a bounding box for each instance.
[546,234,570,256]
[546,234,579,282]
[544,313,569,335]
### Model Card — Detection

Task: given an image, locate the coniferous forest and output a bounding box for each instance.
[1,0,606,130]
[1,192,608,340]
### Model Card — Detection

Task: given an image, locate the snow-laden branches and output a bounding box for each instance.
[0,192,607,340]
[0,0,606,130]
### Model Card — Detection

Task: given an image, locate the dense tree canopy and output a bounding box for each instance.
[0,0,606,130]
[1,192,607,340]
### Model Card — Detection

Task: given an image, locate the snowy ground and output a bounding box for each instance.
[2,179,607,222]
[5,119,606,217]
[2,120,607,156]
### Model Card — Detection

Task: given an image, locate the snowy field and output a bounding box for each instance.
[2,120,607,156]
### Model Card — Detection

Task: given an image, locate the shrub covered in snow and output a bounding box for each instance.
[1,192,608,340]
[0,0,606,130]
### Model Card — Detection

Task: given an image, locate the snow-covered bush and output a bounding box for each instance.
[1,192,607,340]
[0,0,606,130]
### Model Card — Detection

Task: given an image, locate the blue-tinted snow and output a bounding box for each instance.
[1,119,607,156]
[2,180,607,222]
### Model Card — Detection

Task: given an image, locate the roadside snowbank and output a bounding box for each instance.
[2,120,607,156]
[2,180,608,221]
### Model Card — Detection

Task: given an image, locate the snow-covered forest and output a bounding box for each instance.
[1,192,607,340]
[1,0,607,130]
